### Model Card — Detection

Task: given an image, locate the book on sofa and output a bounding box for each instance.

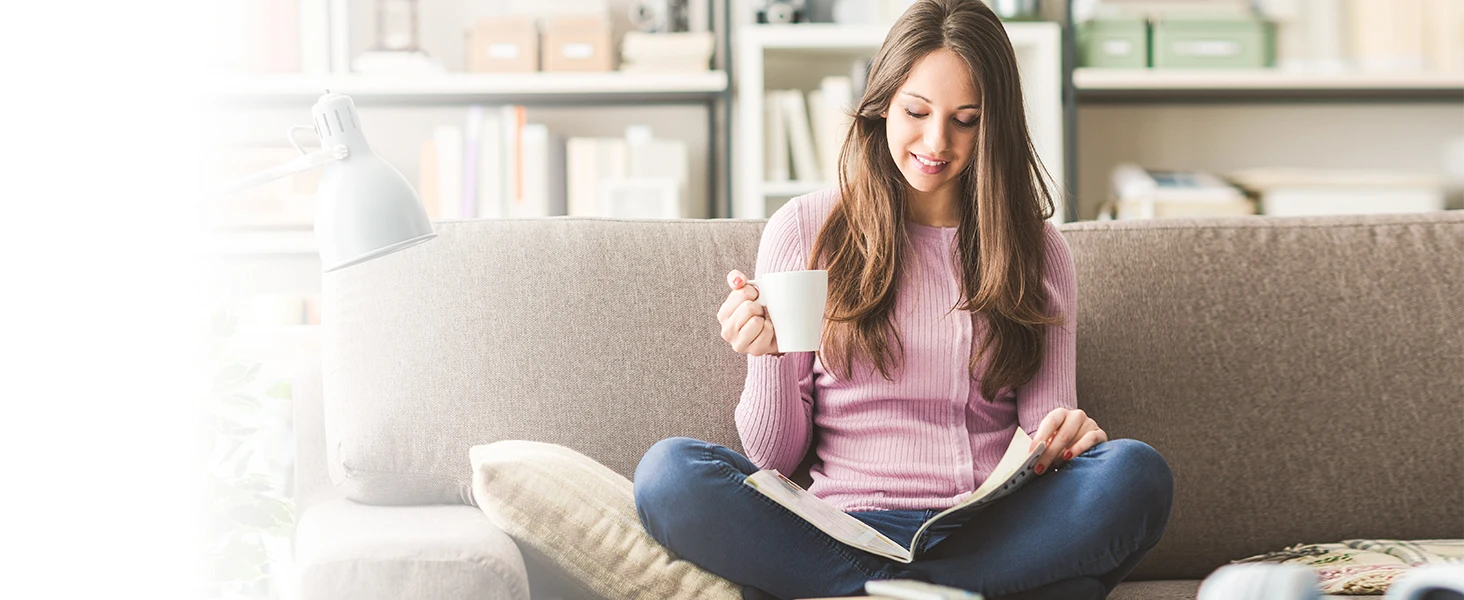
[744,428,1046,563]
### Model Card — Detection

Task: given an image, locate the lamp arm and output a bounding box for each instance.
[218,144,349,196]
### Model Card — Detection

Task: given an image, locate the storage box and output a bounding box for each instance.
[541,15,613,72]
[467,16,539,73]
[1078,18,1150,69]
[1151,17,1274,69]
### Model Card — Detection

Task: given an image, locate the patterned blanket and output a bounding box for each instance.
[1231,539,1464,595]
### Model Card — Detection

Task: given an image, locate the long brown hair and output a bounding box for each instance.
[807,0,1063,400]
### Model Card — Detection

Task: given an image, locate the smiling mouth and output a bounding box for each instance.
[913,154,949,167]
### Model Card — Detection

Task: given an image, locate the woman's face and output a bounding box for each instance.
[882,48,982,198]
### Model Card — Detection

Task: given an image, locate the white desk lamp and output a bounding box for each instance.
[223,91,436,272]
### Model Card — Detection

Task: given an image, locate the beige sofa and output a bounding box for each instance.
[292,210,1464,600]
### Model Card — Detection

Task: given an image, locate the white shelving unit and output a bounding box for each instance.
[734,22,1065,221]
[1073,68,1464,92]
[206,71,729,104]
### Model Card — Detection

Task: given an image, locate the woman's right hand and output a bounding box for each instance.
[718,269,781,356]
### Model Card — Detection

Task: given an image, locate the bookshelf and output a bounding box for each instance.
[206,71,730,105]
[733,22,1066,221]
[1064,1,1464,219]
[1074,68,1464,101]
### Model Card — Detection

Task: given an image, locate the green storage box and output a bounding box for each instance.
[1151,18,1274,69]
[1078,18,1149,69]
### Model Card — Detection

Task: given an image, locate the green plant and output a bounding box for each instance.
[203,302,296,599]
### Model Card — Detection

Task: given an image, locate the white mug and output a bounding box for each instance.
[746,270,828,353]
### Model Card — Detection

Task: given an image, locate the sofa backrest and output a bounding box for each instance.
[1062,212,1463,579]
[317,218,763,506]
[303,211,1463,580]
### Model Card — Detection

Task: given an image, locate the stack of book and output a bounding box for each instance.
[1226,167,1447,217]
[566,129,690,219]
[765,75,858,185]
[619,31,716,72]
[1101,163,1256,219]
[419,104,566,220]
[418,107,691,220]
[215,0,333,74]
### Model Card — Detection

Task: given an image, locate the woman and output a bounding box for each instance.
[634,1,1173,598]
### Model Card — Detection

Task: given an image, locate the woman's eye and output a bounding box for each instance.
[956,117,979,128]
[903,109,927,119]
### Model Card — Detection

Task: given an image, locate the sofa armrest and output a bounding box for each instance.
[293,498,529,600]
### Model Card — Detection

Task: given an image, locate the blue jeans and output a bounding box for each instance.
[634,437,1174,600]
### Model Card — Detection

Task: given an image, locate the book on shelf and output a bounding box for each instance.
[1263,0,1461,73]
[626,136,689,215]
[744,428,1045,564]
[567,138,628,217]
[1103,163,1255,220]
[464,106,485,219]
[811,76,855,184]
[515,123,568,218]
[566,131,690,218]
[765,91,791,183]
[414,110,692,221]
[779,90,821,184]
[419,136,440,219]
[765,83,855,188]
[1422,0,1464,72]
[1260,0,1348,73]
[1349,0,1426,72]
[437,125,464,218]
[217,0,336,74]
[420,105,556,220]
[1226,167,1447,217]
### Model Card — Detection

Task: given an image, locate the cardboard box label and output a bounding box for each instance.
[1102,39,1135,56]
[488,43,521,59]
[1174,40,1242,58]
[562,43,594,59]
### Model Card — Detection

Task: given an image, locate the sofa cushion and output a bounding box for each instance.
[293,498,528,600]
[470,440,740,599]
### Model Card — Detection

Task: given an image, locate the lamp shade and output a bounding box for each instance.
[310,92,435,272]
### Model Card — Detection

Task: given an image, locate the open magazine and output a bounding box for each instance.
[744,428,1046,563]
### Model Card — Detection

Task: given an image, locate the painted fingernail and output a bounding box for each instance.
[1063,450,1073,461]
[734,277,743,286]
[1035,464,1045,475]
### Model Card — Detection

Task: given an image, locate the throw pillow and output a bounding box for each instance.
[470,440,742,600]
[1231,540,1464,595]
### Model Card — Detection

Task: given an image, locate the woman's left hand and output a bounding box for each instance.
[1030,407,1107,475]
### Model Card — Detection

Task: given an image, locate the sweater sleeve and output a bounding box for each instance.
[1016,221,1079,435]
[733,198,817,474]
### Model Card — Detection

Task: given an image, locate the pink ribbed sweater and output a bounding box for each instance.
[734,188,1078,512]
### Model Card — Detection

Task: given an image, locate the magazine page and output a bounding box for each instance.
[744,428,1044,564]
[906,428,1045,551]
[744,470,914,562]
